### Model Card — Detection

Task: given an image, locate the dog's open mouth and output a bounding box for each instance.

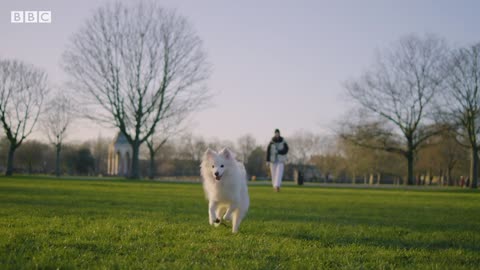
[215,175,222,181]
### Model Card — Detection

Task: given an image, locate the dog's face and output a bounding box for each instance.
[203,148,234,181]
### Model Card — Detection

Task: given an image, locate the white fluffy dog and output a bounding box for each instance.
[200,148,250,233]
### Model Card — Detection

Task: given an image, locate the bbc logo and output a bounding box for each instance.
[11,11,52,23]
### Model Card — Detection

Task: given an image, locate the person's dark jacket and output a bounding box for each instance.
[266,136,289,163]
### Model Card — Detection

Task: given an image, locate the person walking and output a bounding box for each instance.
[266,129,289,192]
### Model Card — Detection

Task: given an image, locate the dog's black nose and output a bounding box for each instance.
[214,172,219,176]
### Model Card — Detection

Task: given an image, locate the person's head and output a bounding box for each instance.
[274,129,280,139]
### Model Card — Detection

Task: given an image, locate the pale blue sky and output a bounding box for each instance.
[1,0,480,145]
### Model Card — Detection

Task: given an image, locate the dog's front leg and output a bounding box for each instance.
[231,208,241,233]
[208,201,218,225]
[223,205,236,221]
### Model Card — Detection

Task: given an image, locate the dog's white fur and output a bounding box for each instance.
[200,148,249,233]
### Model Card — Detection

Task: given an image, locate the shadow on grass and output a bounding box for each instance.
[254,212,480,236]
[0,175,203,185]
[270,230,480,253]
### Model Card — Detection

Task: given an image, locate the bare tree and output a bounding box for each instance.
[15,140,51,174]
[288,130,325,182]
[237,134,256,163]
[245,146,268,179]
[416,130,465,186]
[343,34,448,185]
[441,43,480,188]
[89,136,110,175]
[288,130,323,168]
[43,92,74,177]
[146,112,187,179]
[207,138,236,154]
[63,1,210,178]
[0,59,48,176]
[339,138,374,184]
[176,133,207,162]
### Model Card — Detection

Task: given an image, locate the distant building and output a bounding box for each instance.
[107,132,132,176]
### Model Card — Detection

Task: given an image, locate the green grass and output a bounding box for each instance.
[0,177,479,269]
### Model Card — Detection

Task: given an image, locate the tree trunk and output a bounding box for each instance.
[439,169,444,186]
[447,166,454,186]
[55,144,61,177]
[5,143,17,176]
[470,147,478,189]
[130,141,141,179]
[404,134,415,185]
[148,148,155,180]
[406,150,414,185]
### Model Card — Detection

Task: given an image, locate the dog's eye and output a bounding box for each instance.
[212,165,214,168]
[221,165,224,168]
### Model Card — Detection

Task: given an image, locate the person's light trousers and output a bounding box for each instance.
[270,162,284,188]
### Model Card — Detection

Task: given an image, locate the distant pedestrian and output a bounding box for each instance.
[266,129,289,192]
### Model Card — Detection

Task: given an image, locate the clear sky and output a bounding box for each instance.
[1,0,480,145]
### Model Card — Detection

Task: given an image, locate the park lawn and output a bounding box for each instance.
[0,177,479,269]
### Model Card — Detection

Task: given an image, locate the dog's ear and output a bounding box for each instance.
[204,148,216,160]
[220,147,235,160]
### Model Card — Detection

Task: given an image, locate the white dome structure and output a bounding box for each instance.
[107,132,132,176]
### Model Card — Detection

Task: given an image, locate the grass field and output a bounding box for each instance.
[0,176,479,269]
